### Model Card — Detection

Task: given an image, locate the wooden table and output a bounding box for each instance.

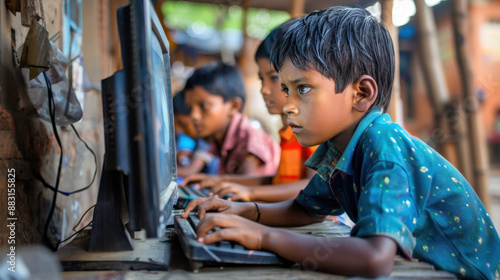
[58,220,457,280]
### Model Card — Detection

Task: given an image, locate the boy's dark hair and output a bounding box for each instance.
[271,7,395,112]
[254,18,300,62]
[173,90,189,115]
[184,61,246,111]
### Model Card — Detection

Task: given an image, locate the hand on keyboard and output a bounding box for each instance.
[181,197,244,219]
[196,213,268,251]
[179,174,210,187]
[179,173,225,191]
[210,182,252,202]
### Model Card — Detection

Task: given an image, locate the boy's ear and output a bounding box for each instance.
[228,97,243,114]
[352,75,378,113]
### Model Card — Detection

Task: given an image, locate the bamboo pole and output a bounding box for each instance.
[236,0,250,68]
[451,0,490,210]
[414,0,473,179]
[413,0,449,115]
[380,0,403,125]
[288,0,305,18]
[413,0,450,157]
[446,98,473,182]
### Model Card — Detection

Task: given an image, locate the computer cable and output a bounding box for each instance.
[71,204,95,231]
[42,71,63,251]
[57,220,93,246]
[55,204,95,248]
[31,109,97,195]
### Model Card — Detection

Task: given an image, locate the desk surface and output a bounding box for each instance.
[58,220,456,280]
[61,258,456,280]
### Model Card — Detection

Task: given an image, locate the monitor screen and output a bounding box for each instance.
[149,28,178,229]
[123,0,178,237]
[88,0,178,252]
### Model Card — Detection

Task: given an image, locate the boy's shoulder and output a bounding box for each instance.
[361,113,398,136]
[225,112,278,149]
[229,112,259,138]
[356,113,419,163]
[359,113,412,144]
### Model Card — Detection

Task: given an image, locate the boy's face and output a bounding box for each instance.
[184,86,236,139]
[257,58,287,115]
[280,59,358,147]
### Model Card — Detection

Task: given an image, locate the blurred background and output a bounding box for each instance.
[159,0,500,230]
[1,0,499,247]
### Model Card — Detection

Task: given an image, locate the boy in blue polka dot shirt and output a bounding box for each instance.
[181,6,500,279]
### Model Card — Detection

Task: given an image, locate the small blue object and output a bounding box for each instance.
[177,133,196,151]
[177,177,184,185]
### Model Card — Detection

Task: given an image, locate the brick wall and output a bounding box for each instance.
[1,0,104,249]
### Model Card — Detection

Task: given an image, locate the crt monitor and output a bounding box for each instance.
[89,0,178,252]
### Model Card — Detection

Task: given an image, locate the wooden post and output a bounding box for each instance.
[380,0,403,125]
[288,0,305,18]
[446,98,473,183]
[451,0,490,210]
[99,0,110,77]
[237,0,250,67]
[413,0,450,156]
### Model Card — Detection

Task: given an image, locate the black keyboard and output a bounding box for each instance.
[174,214,289,270]
[181,184,211,198]
[177,185,233,208]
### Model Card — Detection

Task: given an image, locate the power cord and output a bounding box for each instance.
[56,204,95,247]
[71,204,95,231]
[32,123,98,196]
[40,72,98,250]
[42,71,63,251]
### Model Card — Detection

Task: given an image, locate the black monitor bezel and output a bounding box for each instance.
[120,0,177,237]
[88,0,177,253]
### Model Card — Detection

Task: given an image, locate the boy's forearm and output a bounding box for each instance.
[258,199,324,226]
[236,199,321,226]
[221,174,273,185]
[250,179,307,202]
[177,158,205,178]
[261,230,396,277]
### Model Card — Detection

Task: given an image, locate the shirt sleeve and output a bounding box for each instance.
[351,160,417,259]
[295,174,345,216]
[246,130,280,165]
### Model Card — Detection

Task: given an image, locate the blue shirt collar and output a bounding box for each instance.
[305,109,385,179]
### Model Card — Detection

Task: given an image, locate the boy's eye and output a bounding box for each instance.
[200,103,210,110]
[271,75,280,82]
[258,75,263,82]
[281,85,289,96]
[297,85,311,95]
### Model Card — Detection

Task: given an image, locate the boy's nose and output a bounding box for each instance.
[260,84,271,96]
[283,95,298,115]
[190,107,201,121]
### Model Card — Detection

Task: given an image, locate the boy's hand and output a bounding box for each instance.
[179,173,210,188]
[180,197,241,219]
[179,174,226,191]
[196,213,269,250]
[211,182,253,202]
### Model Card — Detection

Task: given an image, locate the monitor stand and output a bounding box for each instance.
[57,168,172,271]
[57,229,173,271]
[88,168,133,252]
